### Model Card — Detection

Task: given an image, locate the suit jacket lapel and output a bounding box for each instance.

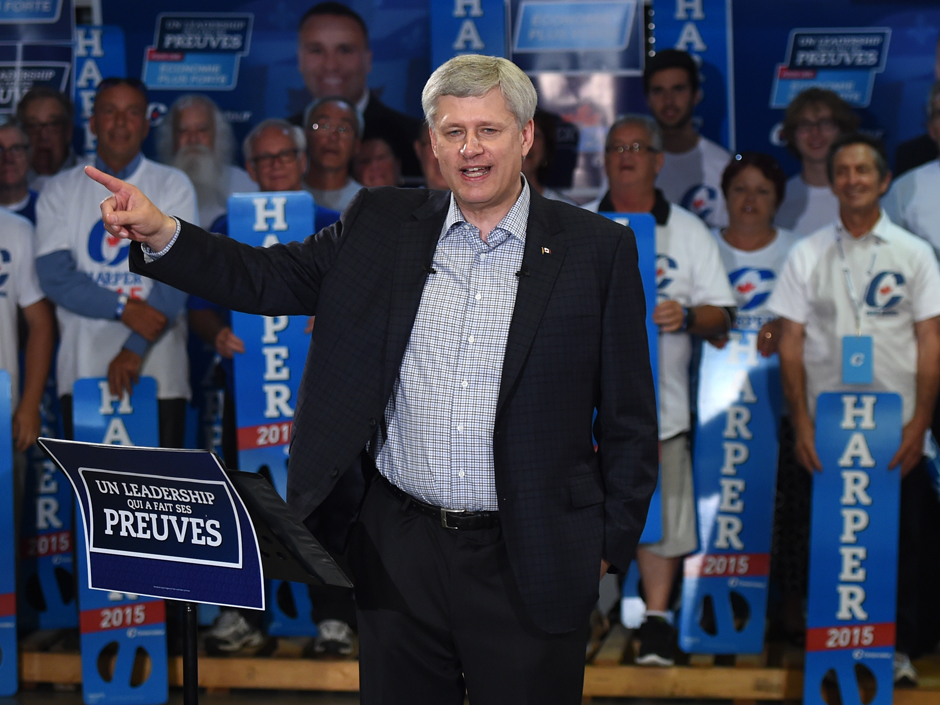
[497,192,566,416]
[382,193,449,402]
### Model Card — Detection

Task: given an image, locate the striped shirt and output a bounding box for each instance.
[375,180,530,510]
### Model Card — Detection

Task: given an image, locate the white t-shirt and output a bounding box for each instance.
[775,174,839,236]
[768,213,940,424]
[882,160,940,259]
[198,164,257,229]
[0,210,44,408]
[657,136,731,229]
[713,227,802,331]
[307,178,363,213]
[36,157,197,400]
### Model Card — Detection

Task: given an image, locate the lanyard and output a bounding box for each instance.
[836,235,877,336]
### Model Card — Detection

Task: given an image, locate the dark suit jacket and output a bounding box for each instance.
[130,186,658,633]
[894,132,938,178]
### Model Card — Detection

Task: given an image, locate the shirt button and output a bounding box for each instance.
[461,380,469,388]
[468,335,475,343]
[480,253,487,261]
[456,424,464,432]
[475,293,482,301]
[458,470,465,478]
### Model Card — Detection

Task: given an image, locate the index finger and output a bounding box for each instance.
[85,165,123,192]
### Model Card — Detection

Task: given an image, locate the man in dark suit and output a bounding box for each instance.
[87,54,658,704]
[289,2,422,181]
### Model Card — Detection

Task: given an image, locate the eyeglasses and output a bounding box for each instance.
[605,142,659,155]
[22,119,69,136]
[252,148,300,169]
[0,144,28,158]
[308,121,354,137]
[795,118,838,134]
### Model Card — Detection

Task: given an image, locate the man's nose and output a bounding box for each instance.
[461,133,483,158]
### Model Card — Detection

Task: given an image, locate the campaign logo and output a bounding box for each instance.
[0,248,9,290]
[656,253,678,293]
[729,268,776,311]
[681,184,720,223]
[864,271,905,313]
[87,221,129,266]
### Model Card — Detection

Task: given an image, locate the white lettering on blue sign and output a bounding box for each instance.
[252,196,288,232]
[261,316,293,418]
[452,0,484,51]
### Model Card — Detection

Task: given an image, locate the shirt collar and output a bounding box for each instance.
[597,187,671,225]
[835,209,891,245]
[95,152,143,180]
[442,176,531,245]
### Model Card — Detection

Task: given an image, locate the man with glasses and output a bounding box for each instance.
[15,87,76,193]
[644,49,731,228]
[34,77,196,447]
[0,118,38,223]
[587,115,736,666]
[156,94,256,228]
[776,88,860,236]
[303,96,362,212]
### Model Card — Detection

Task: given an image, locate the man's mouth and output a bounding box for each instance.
[461,166,490,179]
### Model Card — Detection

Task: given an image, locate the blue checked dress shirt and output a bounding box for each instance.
[375,180,531,511]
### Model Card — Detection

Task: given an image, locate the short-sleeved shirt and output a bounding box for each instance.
[0,209,44,407]
[775,174,840,236]
[768,212,940,423]
[882,160,940,259]
[656,136,731,229]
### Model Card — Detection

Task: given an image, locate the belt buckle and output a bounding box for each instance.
[440,507,466,530]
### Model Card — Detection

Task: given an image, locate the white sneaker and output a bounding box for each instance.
[894,652,918,687]
[204,610,264,654]
[314,619,355,657]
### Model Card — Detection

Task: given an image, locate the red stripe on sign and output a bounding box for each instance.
[0,593,15,617]
[80,600,166,634]
[237,421,293,450]
[21,530,73,559]
[684,553,770,578]
[806,623,896,652]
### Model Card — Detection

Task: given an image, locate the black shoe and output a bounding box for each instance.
[636,616,675,666]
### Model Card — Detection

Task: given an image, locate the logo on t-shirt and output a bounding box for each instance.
[681,184,720,223]
[0,248,9,291]
[729,267,776,311]
[87,220,130,266]
[656,253,678,294]
[864,271,906,314]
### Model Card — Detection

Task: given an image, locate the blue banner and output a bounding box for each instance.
[679,331,781,653]
[651,0,734,150]
[0,371,17,696]
[229,191,314,499]
[805,392,901,705]
[431,0,506,70]
[74,26,127,156]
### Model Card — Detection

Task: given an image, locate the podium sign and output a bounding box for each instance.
[228,191,315,499]
[680,331,782,653]
[804,392,901,705]
[0,372,17,695]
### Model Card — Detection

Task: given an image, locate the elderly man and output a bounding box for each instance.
[15,87,76,192]
[302,96,363,211]
[644,49,731,228]
[586,114,736,666]
[156,94,256,228]
[35,77,196,447]
[87,54,657,703]
[770,133,940,687]
[775,88,859,236]
[0,118,38,223]
[292,1,421,179]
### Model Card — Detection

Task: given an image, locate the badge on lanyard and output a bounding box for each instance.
[842,335,873,384]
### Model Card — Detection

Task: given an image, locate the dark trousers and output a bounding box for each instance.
[349,476,589,705]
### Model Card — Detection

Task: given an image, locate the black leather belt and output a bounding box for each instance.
[377,474,500,530]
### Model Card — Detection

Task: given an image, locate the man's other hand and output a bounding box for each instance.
[215,327,245,359]
[889,420,929,477]
[121,299,167,342]
[85,166,179,251]
[652,300,684,333]
[12,403,41,452]
[108,349,143,397]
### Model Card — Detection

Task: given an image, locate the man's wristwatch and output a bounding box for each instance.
[681,306,696,332]
[115,294,129,320]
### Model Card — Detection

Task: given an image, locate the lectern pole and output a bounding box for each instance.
[182,601,199,704]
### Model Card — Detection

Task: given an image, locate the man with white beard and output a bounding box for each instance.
[156,94,255,227]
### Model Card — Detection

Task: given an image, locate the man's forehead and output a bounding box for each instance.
[24,96,66,117]
[649,68,691,89]
[609,123,651,144]
[300,14,367,46]
[834,143,877,167]
[0,125,26,143]
[314,104,356,123]
[256,128,293,150]
[800,102,832,119]
[178,103,212,124]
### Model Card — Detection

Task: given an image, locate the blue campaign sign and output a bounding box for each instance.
[74,26,127,157]
[430,0,506,71]
[73,377,159,448]
[805,392,901,705]
[229,191,314,498]
[142,13,252,90]
[0,371,17,695]
[42,438,264,610]
[0,0,63,24]
[601,213,662,545]
[679,331,782,654]
[513,1,636,54]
